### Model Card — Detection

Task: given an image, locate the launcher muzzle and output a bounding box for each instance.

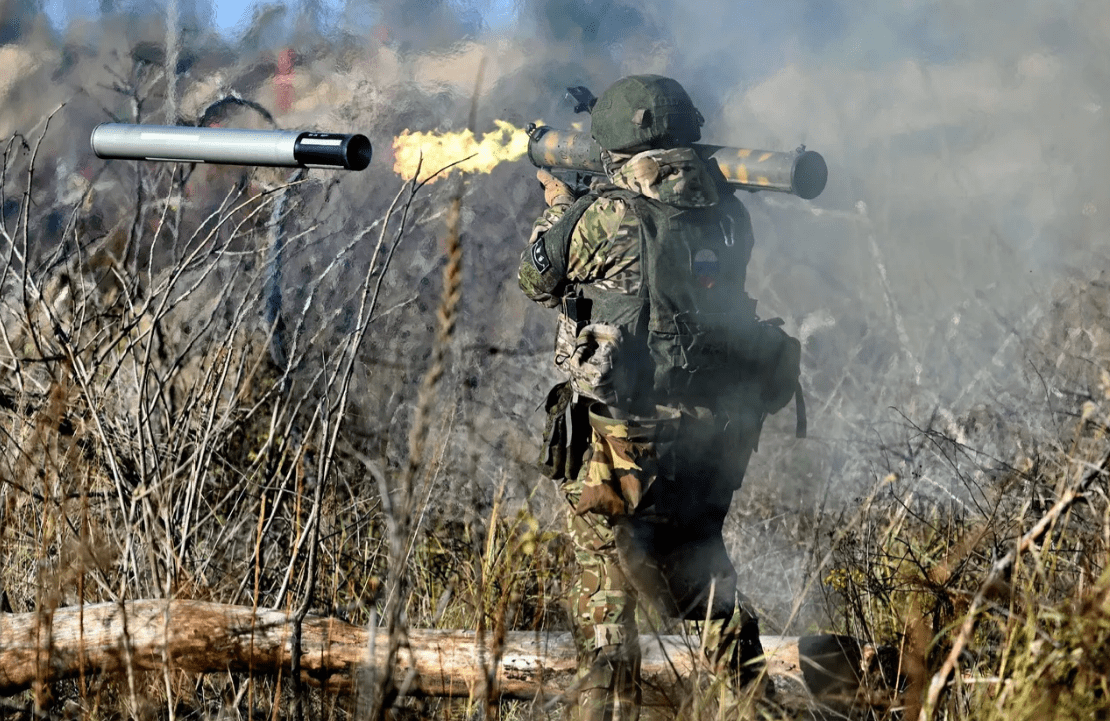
[91,123,372,171]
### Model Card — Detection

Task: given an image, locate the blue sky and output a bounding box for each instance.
[42,0,345,37]
[43,0,519,37]
[213,0,259,33]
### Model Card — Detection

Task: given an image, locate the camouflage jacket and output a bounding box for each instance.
[517,186,641,308]
[518,146,754,308]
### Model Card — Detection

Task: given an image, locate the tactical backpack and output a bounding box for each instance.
[530,178,805,438]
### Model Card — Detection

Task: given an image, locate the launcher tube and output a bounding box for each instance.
[701,144,827,200]
[526,126,826,200]
[91,124,372,171]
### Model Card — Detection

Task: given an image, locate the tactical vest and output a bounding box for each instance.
[539,185,803,436]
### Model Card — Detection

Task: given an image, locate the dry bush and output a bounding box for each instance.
[811,274,1110,721]
[0,24,578,719]
[2,5,1110,721]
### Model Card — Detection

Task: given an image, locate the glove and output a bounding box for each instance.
[537,169,574,207]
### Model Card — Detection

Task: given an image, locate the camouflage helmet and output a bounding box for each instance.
[590,75,704,152]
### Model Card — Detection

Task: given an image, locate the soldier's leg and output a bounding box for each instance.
[561,414,645,721]
[561,404,686,719]
[699,591,767,690]
[566,509,641,721]
[666,409,768,688]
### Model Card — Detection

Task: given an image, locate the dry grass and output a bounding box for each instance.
[1,19,1110,721]
[0,35,570,721]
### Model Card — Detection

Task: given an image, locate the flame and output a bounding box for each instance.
[392,120,532,184]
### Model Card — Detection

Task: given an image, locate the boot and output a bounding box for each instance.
[573,644,642,721]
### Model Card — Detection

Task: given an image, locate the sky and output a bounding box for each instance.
[41,0,343,37]
[42,0,519,37]
[213,0,261,33]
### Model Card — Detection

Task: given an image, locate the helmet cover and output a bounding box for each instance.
[590,75,704,152]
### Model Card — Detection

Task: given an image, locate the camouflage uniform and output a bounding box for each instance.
[522,191,642,306]
[521,147,767,720]
[525,187,652,719]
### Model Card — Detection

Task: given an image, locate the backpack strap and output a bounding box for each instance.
[526,193,598,281]
[794,380,807,439]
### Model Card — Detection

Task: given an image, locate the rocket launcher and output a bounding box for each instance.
[525,124,827,200]
[91,123,372,171]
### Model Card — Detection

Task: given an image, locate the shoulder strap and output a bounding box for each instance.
[794,381,807,438]
[601,190,653,331]
[538,193,598,279]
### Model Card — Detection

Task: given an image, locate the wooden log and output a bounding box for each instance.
[0,600,835,706]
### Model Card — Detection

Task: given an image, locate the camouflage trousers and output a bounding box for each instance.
[563,497,642,721]
[560,402,765,721]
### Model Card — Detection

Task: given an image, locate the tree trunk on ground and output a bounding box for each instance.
[0,600,876,707]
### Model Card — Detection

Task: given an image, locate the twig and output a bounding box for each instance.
[367,76,477,719]
[919,448,1110,719]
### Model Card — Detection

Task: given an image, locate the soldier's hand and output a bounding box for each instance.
[537,169,574,207]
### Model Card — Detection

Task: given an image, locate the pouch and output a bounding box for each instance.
[575,404,681,517]
[554,316,625,405]
[537,381,591,481]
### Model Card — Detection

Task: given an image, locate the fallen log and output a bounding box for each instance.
[0,601,882,707]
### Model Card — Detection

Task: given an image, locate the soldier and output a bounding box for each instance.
[519,75,803,720]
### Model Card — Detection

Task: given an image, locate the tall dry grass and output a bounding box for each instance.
[0,31,573,720]
[1,17,1110,721]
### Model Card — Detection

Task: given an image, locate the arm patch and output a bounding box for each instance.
[530,237,552,274]
[518,193,599,305]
